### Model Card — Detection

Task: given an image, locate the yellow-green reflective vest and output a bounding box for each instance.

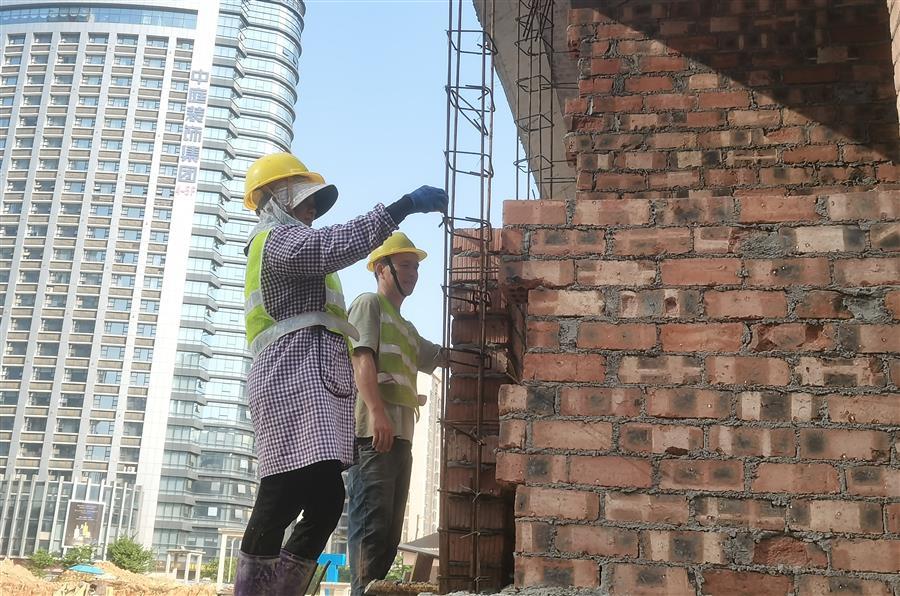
[244,230,359,359]
[374,294,420,412]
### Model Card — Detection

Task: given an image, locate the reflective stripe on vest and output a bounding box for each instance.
[244,230,359,359]
[375,294,420,411]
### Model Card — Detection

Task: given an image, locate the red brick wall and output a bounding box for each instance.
[494,1,900,593]
[564,0,899,198]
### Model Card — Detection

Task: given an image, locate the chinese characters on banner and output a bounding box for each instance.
[174,69,212,200]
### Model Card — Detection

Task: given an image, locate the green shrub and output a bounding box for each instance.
[106,537,154,573]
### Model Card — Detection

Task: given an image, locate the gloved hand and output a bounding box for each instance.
[406,186,448,214]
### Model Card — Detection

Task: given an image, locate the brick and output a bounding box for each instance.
[501,260,576,288]
[753,463,840,494]
[522,353,605,382]
[643,93,695,110]
[619,355,702,384]
[709,426,795,457]
[527,320,559,349]
[752,536,827,568]
[660,460,743,491]
[500,419,526,449]
[498,384,527,414]
[618,289,701,318]
[828,394,900,425]
[594,172,646,191]
[577,259,656,286]
[831,539,900,573]
[573,199,651,225]
[496,451,527,484]
[660,323,744,352]
[555,525,638,557]
[559,387,641,417]
[796,576,892,596]
[888,503,900,533]
[650,171,701,192]
[707,356,791,386]
[590,57,625,75]
[613,228,692,256]
[501,228,525,254]
[531,420,613,451]
[515,556,599,588]
[622,151,667,170]
[793,290,852,319]
[688,73,719,89]
[796,356,886,387]
[639,56,686,71]
[645,530,726,564]
[701,570,792,596]
[833,258,900,286]
[624,75,673,92]
[887,290,900,318]
[799,428,891,462]
[744,258,831,287]
[515,486,599,521]
[577,322,656,350]
[531,229,606,256]
[739,196,819,223]
[656,197,736,225]
[706,168,759,187]
[838,324,900,353]
[728,109,781,127]
[705,290,788,319]
[605,493,688,524]
[647,388,730,419]
[607,564,692,596]
[871,222,900,250]
[781,225,866,254]
[528,289,605,316]
[569,455,653,488]
[788,500,883,534]
[695,497,785,530]
[660,258,741,285]
[750,323,836,352]
[846,466,900,497]
[826,191,900,220]
[621,113,665,131]
[782,145,839,163]
[647,131,697,149]
[515,520,552,553]
[698,129,754,148]
[698,90,751,109]
[503,200,567,225]
[620,422,703,455]
[737,391,821,422]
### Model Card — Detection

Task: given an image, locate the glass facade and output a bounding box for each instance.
[0,0,305,562]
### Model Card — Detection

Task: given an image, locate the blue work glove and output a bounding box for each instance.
[406,186,448,214]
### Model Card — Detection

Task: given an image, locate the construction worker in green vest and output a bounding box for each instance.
[346,232,447,596]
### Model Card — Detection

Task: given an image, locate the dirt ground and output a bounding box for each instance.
[0,558,218,596]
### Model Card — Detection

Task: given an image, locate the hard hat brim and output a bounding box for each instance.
[366,248,428,271]
[243,171,327,210]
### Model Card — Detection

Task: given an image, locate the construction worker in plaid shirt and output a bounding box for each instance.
[236,154,446,596]
[346,232,449,596]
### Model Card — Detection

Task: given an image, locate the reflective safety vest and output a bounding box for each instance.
[374,294,421,412]
[244,230,359,359]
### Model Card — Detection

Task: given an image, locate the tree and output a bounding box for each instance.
[106,536,154,573]
[27,549,57,577]
[60,545,94,569]
[201,557,236,581]
[384,554,411,582]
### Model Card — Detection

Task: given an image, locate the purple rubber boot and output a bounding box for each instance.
[234,551,279,595]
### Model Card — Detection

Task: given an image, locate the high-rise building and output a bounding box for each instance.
[0,0,304,560]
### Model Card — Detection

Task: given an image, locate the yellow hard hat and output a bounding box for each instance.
[244,153,326,210]
[367,232,427,271]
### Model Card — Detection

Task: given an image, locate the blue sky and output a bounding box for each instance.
[293,0,520,343]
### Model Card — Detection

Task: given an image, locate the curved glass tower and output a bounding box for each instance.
[0,0,304,560]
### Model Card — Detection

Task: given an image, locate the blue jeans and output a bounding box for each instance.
[347,438,412,596]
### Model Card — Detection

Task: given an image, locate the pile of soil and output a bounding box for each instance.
[0,559,217,596]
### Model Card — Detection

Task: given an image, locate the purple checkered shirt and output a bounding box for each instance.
[247,205,396,478]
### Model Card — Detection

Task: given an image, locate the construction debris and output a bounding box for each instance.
[364,579,438,596]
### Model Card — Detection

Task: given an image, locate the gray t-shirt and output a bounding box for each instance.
[348,292,441,441]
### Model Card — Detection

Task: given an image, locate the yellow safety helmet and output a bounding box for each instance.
[367,232,428,272]
[243,153,327,211]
